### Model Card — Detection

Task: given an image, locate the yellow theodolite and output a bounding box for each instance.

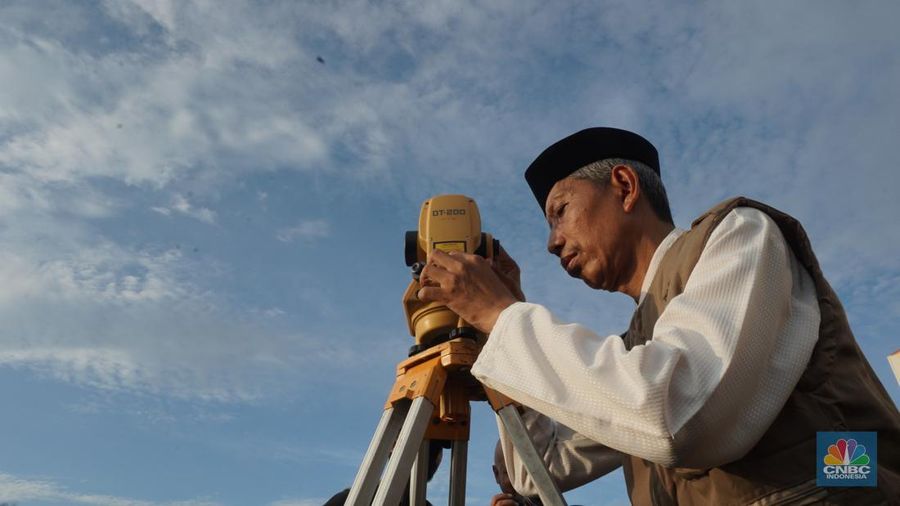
[402,194,497,350]
[345,195,567,506]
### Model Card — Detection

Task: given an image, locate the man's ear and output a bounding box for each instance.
[610,164,641,213]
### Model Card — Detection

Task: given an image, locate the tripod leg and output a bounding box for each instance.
[497,406,568,506]
[373,396,434,506]
[448,440,468,506]
[409,440,428,506]
[345,403,410,506]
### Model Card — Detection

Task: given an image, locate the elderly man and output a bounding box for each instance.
[417,127,900,505]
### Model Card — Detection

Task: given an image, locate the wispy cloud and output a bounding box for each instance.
[276,220,330,243]
[153,193,217,224]
[0,222,360,401]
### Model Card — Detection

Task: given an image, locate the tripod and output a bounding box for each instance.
[344,337,567,506]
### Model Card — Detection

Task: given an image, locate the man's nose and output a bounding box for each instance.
[547,228,564,256]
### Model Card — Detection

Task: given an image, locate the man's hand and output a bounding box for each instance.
[490,493,520,506]
[417,249,518,334]
[491,244,525,302]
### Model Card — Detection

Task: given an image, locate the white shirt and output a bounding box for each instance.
[471,207,821,495]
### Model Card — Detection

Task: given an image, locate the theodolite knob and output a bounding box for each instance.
[411,261,425,280]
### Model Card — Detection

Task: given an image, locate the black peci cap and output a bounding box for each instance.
[524,127,660,214]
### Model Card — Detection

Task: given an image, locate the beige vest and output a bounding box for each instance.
[622,197,900,505]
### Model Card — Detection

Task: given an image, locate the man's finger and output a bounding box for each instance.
[416,286,445,303]
[428,248,467,272]
[420,261,452,286]
[427,248,451,264]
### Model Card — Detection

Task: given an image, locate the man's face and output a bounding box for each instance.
[544,177,633,291]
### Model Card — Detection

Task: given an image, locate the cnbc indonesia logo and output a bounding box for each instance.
[823,439,870,477]
[817,432,877,487]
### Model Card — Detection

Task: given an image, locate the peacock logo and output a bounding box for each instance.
[823,438,870,466]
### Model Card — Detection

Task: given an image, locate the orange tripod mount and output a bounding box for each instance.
[344,195,567,506]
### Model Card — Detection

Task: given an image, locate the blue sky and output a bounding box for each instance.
[1,1,898,504]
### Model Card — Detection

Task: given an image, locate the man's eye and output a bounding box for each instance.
[557,203,567,217]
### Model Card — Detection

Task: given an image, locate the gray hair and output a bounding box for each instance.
[568,158,674,224]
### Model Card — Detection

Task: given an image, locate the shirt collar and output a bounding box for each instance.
[638,227,685,305]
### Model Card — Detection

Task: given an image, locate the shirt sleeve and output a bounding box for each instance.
[471,207,821,469]
[495,406,623,496]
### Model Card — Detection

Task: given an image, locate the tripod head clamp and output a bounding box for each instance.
[402,195,499,348]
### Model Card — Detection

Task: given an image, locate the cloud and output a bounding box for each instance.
[0,471,218,506]
[0,238,187,306]
[0,2,328,191]
[0,216,360,401]
[1,0,555,198]
[276,220,330,243]
[153,193,217,224]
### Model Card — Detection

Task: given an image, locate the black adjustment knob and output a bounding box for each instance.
[405,230,419,267]
[411,261,425,280]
